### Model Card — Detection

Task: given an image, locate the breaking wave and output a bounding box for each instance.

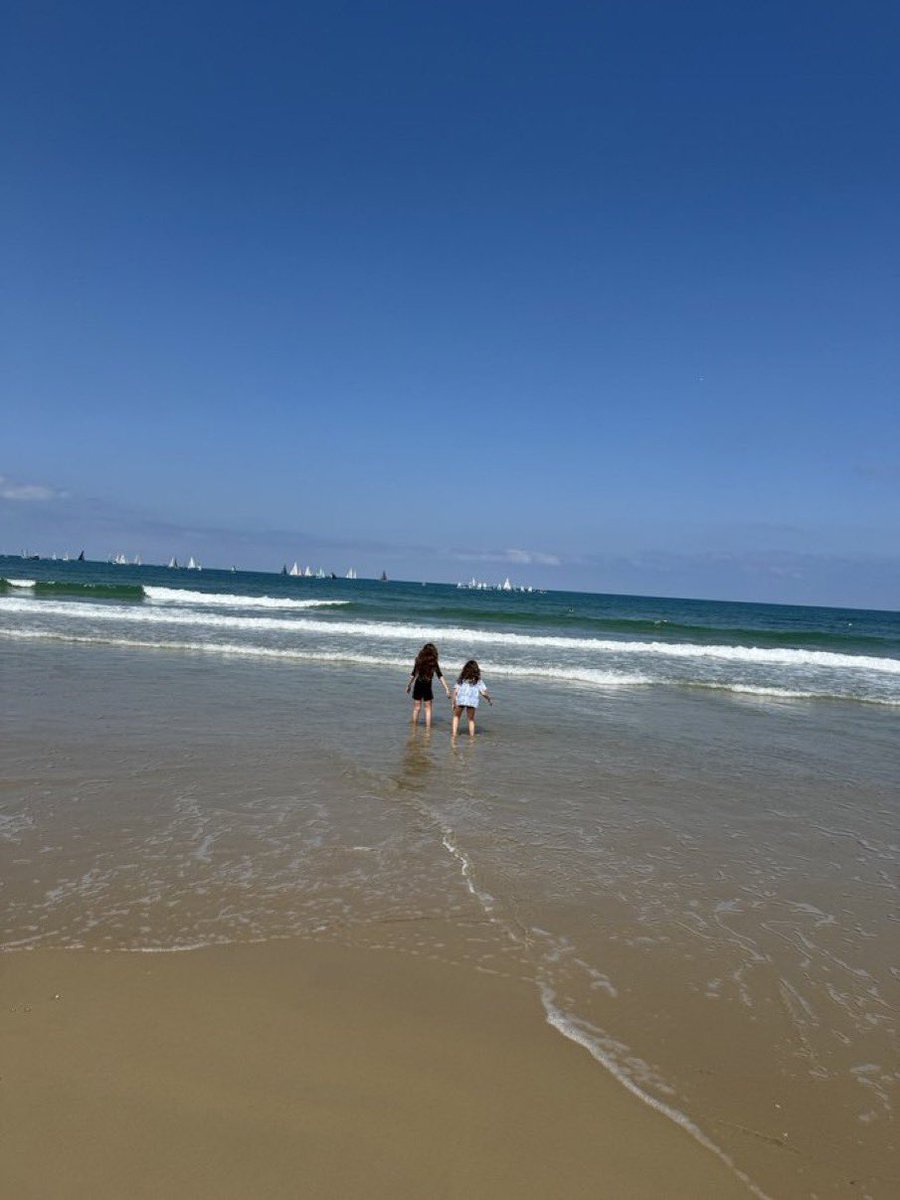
[2,596,898,674]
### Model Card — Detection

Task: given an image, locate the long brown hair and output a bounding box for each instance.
[458,659,481,684]
[414,642,440,678]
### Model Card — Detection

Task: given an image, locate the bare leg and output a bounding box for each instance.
[424,700,433,729]
[411,700,422,725]
[467,706,476,737]
[451,705,461,738]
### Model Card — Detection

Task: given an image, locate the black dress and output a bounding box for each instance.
[411,665,442,701]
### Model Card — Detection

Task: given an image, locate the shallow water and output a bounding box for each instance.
[2,564,899,1197]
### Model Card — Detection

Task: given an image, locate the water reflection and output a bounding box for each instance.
[396,727,436,793]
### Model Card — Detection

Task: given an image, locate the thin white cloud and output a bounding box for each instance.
[451,547,562,567]
[504,548,561,566]
[0,474,65,502]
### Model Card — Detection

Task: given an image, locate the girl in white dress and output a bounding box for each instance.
[451,659,493,739]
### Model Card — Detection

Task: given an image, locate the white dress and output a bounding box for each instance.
[456,680,487,707]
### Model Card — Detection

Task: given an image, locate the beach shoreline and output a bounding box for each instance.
[3,586,898,1199]
[0,936,760,1200]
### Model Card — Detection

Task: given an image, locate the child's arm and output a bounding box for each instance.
[437,668,452,697]
[482,684,493,705]
[406,671,416,693]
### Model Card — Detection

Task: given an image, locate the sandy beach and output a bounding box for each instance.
[0,937,759,1200]
[3,597,898,1198]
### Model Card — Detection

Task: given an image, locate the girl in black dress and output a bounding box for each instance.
[406,642,452,728]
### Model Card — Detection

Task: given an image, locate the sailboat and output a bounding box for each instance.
[345,568,357,580]
[187,556,200,570]
[304,565,313,577]
[168,557,178,569]
[281,564,288,576]
[113,552,127,565]
[315,567,326,579]
[501,577,512,591]
[133,555,142,566]
[380,570,388,582]
[289,562,301,577]
[77,550,85,562]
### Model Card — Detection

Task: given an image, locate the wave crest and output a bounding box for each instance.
[143,586,350,610]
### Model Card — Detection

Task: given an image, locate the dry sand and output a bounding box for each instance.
[1,938,754,1199]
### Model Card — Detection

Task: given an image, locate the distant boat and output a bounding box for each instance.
[112,553,127,565]
[77,550,85,562]
[315,567,326,579]
[345,568,357,580]
[380,571,388,582]
[304,565,313,577]
[281,564,288,576]
[133,555,142,566]
[62,553,69,562]
[168,557,178,569]
[289,562,301,577]
[501,577,512,591]
[187,556,200,570]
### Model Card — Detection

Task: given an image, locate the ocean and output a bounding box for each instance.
[2,556,898,1198]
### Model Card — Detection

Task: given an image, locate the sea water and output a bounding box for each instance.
[2,557,898,1198]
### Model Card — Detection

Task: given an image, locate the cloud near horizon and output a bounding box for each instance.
[450,547,562,567]
[0,474,66,502]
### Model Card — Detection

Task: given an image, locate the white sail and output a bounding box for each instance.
[168,557,177,568]
[134,555,142,566]
[316,567,326,579]
[289,562,300,576]
[187,556,197,570]
[304,565,313,577]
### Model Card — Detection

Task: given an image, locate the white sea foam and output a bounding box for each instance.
[143,586,349,610]
[0,629,650,687]
[3,597,898,675]
[540,988,773,1200]
[699,682,900,706]
[5,578,36,588]
[491,662,651,686]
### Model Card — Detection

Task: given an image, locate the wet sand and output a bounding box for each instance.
[1,937,754,1200]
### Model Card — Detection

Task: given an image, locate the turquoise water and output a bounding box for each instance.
[2,556,898,1197]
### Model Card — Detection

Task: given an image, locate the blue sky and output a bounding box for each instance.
[3,1,898,607]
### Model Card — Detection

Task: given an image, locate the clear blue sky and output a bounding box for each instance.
[3,1,898,607]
